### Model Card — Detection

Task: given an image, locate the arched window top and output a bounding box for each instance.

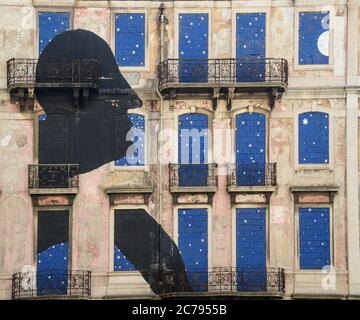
[179,113,208,129]
[298,111,329,164]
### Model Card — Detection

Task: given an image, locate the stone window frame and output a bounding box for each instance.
[231,204,270,271]
[112,108,150,172]
[294,203,334,272]
[230,7,271,61]
[33,206,73,271]
[293,6,334,71]
[173,8,213,60]
[173,204,213,271]
[109,204,149,273]
[35,7,74,59]
[293,107,334,171]
[172,108,214,165]
[110,9,149,72]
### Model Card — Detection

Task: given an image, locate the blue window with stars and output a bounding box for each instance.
[236,208,266,291]
[179,13,208,82]
[39,12,70,55]
[236,13,266,82]
[236,113,266,186]
[299,12,330,65]
[299,208,331,269]
[299,112,329,164]
[115,113,145,166]
[178,208,208,291]
[115,13,145,67]
[37,211,69,296]
[178,113,208,186]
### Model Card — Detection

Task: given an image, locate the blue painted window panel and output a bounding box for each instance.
[235,113,266,186]
[299,12,330,65]
[114,245,136,271]
[179,13,208,82]
[299,112,329,164]
[39,12,70,55]
[236,208,266,292]
[115,113,145,166]
[37,211,69,296]
[178,113,208,186]
[115,13,145,67]
[236,13,266,82]
[299,208,330,269]
[178,208,208,291]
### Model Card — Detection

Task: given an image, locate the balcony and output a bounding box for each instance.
[157,58,288,110]
[12,270,91,300]
[28,164,79,196]
[7,58,100,110]
[227,163,277,201]
[160,267,285,299]
[169,163,217,203]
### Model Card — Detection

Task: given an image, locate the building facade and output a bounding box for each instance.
[0,0,360,299]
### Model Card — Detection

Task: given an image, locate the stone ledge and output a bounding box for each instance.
[105,187,154,194]
[28,188,78,195]
[290,186,339,193]
[169,186,217,194]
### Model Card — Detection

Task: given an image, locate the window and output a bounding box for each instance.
[37,210,69,295]
[235,112,266,186]
[236,208,266,291]
[115,113,145,166]
[299,207,331,269]
[299,12,330,65]
[178,113,208,186]
[115,13,145,67]
[236,13,266,82]
[178,208,208,291]
[298,112,329,164]
[178,13,208,82]
[38,12,70,55]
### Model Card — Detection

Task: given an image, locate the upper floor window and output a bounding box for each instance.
[299,12,330,65]
[299,207,330,269]
[115,113,145,167]
[39,12,70,55]
[115,13,145,67]
[298,112,329,164]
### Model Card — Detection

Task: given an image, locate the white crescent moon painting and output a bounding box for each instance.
[317,31,329,57]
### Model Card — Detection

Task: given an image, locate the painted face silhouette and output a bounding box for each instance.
[35,29,142,173]
[35,29,191,294]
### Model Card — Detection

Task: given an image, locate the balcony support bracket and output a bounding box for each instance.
[212,88,220,111]
[226,88,235,111]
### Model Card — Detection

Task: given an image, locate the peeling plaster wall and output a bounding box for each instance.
[0,0,359,299]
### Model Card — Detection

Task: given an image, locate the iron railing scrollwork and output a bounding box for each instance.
[158,58,288,87]
[12,270,91,299]
[7,58,100,88]
[161,267,285,295]
[28,164,79,189]
[227,163,277,187]
[169,163,218,187]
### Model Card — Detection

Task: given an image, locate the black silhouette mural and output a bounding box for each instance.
[35,29,190,295]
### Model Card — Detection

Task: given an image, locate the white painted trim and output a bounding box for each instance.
[293,7,334,71]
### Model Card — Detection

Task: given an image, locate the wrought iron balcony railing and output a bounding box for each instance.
[7,58,100,89]
[158,58,288,88]
[28,164,79,190]
[169,163,218,188]
[12,270,91,299]
[161,267,285,295]
[227,163,277,187]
